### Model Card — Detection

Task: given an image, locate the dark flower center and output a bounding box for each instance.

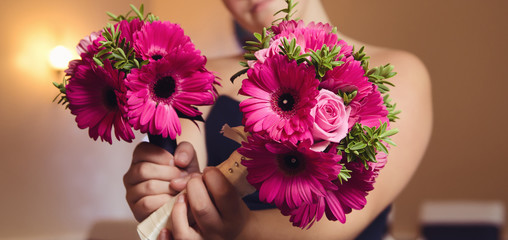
[277,153,306,176]
[151,54,163,61]
[277,93,296,111]
[271,90,299,119]
[153,76,176,99]
[103,88,118,110]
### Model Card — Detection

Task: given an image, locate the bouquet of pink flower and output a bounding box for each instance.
[53,5,219,153]
[230,0,400,229]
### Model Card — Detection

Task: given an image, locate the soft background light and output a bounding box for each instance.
[0,0,506,239]
[49,46,74,70]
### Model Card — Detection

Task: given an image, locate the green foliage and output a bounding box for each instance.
[366,64,397,94]
[278,38,310,64]
[352,46,397,94]
[94,23,148,72]
[352,46,400,122]
[242,27,273,58]
[272,0,299,24]
[337,122,398,169]
[384,94,401,122]
[337,89,357,106]
[308,44,344,79]
[93,4,158,72]
[52,77,69,109]
[244,28,273,52]
[352,46,370,71]
[231,28,274,82]
[277,37,344,80]
[337,164,352,184]
[107,4,159,23]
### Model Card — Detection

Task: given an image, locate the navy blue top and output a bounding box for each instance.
[205,96,390,239]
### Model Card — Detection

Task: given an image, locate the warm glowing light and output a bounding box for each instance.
[49,45,73,70]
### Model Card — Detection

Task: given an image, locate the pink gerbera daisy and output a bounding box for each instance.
[284,142,389,228]
[66,60,134,144]
[285,158,386,228]
[133,20,197,62]
[348,85,389,128]
[281,194,327,229]
[320,56,372,102]
[324,161,378,223]
[125,48,217,139]
[117,18,144,45]
[239,134,341,211]
[239,54,320,143]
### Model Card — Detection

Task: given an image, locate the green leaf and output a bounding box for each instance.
[230,68,249,83]
[337,164,352,184]
[243,53,257,60]
[117,48,127,59]
[130,4,144,19]
[253,32,262,41]
[349,142,367,151]
[139,4,144,16]
[379,128,399,138]
[376,142,389,154]
[93,57,104,66]
[383,138,396,146]
[107,12,118,20]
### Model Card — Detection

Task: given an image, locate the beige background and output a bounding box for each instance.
[0,0,506,239]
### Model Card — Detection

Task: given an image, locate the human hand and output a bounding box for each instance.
[169,167,253,240]
[124,141,200,222]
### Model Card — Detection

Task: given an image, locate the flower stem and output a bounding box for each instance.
[147,133,177,154]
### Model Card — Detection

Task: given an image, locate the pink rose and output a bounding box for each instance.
[310,89,350,151]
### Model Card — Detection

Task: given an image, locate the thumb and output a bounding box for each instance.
[174,141,200,173]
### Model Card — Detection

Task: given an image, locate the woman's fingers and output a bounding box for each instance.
[174,141,200,173]
[171,194,203,240]
[186,175,223,236]
[131,194,171,222]
[124,162,188,186]
[157,229,170,240]
[126,179,176,205]
[202,167,246,222]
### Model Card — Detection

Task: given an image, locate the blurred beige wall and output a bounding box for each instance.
[0,0,506,239]
[321,0,508,238]
[0,0,147,239]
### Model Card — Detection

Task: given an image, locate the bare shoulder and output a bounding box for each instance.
[369,48,431,94]
[365,48,433,211]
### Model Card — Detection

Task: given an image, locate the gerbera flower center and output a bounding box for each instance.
[153,76,176,100]
[278,93,296,111]
[103,88,118,110]
[277,153,306,176]
[151,54,163,61]
[271,90,299,118]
